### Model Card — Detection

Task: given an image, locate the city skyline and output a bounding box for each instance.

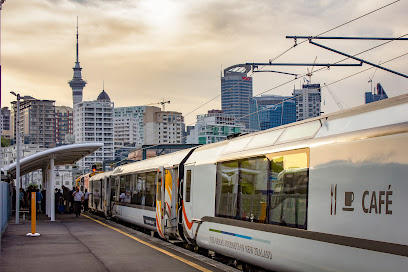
[2,0,407,126]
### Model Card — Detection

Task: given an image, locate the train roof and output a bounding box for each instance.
[89,171,113,181]
[111,148,194,176]
[186,93,408,165]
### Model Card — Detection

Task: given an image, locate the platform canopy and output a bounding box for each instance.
[6,143,103,178]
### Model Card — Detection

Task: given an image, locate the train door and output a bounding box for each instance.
[163,167,177,237]
[156,168,166,238]
[100,178,104,211]
[182,165,194,240]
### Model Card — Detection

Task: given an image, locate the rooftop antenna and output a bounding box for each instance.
[368,61,380,94]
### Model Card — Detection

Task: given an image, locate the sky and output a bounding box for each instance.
[1,0,407,125]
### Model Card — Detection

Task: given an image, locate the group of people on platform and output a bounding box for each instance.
[13,185,91,218]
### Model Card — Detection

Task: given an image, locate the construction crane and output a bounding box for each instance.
[305,56,317,83]
[146,99,170,111]
[324,83,346,110]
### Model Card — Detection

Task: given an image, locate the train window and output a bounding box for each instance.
[215,161,239,218]
[186,170,192,202]
[131,174,138,205]
[239,157,269,223]
[215,158,268,222]
[266,149,309,229]
[146,172,156,207]
[157,171,162,203]
[123,175,131,203]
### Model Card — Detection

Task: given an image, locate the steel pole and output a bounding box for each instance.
[15,95,20,224]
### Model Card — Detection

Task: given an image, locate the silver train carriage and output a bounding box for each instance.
[88,93,408,271]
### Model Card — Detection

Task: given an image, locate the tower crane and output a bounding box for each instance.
[146,99,170,111]
[324,83,346,111]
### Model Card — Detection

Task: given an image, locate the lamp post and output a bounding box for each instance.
[10,91,21,224]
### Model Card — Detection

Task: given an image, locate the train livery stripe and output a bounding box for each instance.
[202,216,408,257]
[209,228,270,244]
[82,215,211,272]
[182,200,193,230]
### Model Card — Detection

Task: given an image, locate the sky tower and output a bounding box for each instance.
[69,18,86,106]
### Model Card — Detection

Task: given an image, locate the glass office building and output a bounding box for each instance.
[221,65,253,128]
[249,95,296,131]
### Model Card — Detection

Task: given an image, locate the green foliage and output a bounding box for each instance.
[1,137,11,147]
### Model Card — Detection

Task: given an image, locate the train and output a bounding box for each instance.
[88,93,408,271]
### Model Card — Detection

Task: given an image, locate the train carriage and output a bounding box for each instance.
[186,94,408,271]
[110,148,195,236]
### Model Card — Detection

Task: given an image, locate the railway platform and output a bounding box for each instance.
[0,212,239,272]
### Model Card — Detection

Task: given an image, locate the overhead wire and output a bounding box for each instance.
[111,0,403,166]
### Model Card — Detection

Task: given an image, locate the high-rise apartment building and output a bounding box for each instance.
[293,84,321,122]
[1,107,11,139]
[69,21,86,106]
[114,106,148,147]
[365,83,388,104]
[249,95,296,131]
[55,106,73,144]
[144,107,185,144]
[186,110,245,144]
[73,90,114,170]
[221,65,253,128]
[10,96,56,147]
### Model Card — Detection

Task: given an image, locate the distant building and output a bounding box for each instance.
[10,96,56,147]
[144,107,185,144]
[186,110,245,144]
[114,106,149,147]
[221,65,253,128]
[55,106,73,144]
[365,83,388,104]
[1,107,11,139]
[1,143,45,189]
[249,95,296,131]
[293,84,321,122]
[73,89,114,171]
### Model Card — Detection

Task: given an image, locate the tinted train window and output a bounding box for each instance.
[146,172,156,207]
[215,159,268,222]
[266,149,309,229]
[186,170,192,202]
[215,161,239,218]
[239,157,268,223]
[214,148,309,229]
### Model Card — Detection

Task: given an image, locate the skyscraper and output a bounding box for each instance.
[249,95,296,131]
[293,84,321,122]
[221,65,253,128]
[365,83,388,104]
[55,106,73,144]
[10,96,56,147]
[114,106,148,147]
[74,90,114,171]
[68,19,86,106]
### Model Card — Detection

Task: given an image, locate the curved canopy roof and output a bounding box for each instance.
[6,143,103,179]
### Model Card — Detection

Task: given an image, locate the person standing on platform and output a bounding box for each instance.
[84,189,91,211]
[72,187,84,217]
[62,185,71,213]
[41,188,46,214]
[36,188,43,213]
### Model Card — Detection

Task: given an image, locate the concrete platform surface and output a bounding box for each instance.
[0,212,239,272]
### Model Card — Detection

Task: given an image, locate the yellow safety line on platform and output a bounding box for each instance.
[82,214,211,272]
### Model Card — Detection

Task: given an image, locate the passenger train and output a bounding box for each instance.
[88,94,408,271]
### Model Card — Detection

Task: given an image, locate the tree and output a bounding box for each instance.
[1,137,11,147]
